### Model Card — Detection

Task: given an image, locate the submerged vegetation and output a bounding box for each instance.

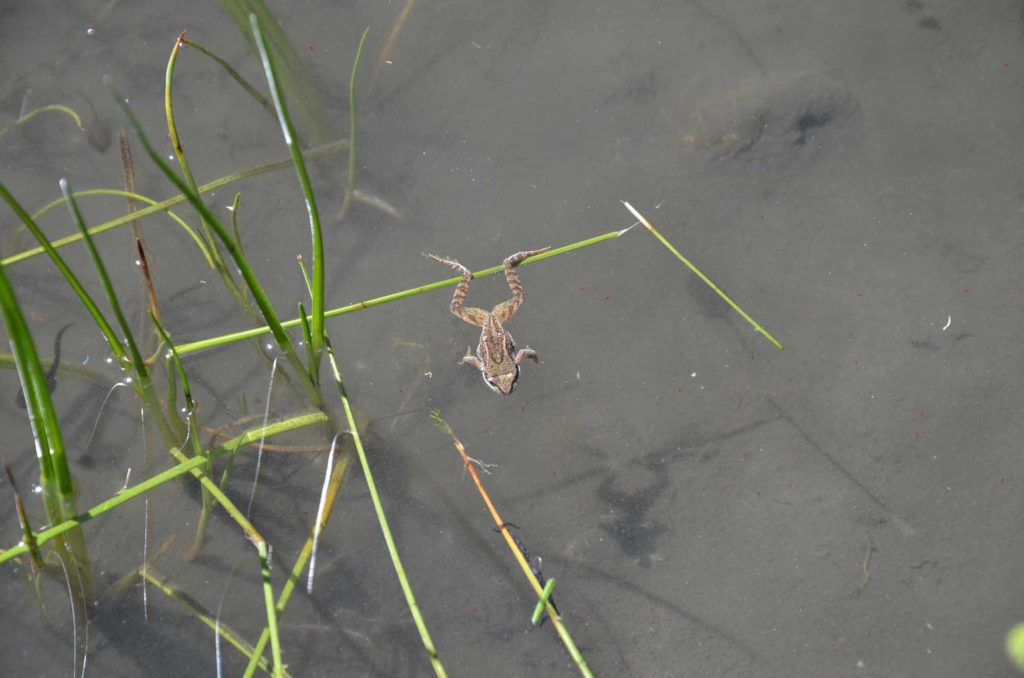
[0,8,780,677]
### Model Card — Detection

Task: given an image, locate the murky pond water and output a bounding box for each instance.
[2,2,1023,676]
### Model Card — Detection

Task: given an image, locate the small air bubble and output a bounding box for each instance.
[86,27,95,36]
[124,377,133,384]
[32,485,42,494]
[105,357,114,364]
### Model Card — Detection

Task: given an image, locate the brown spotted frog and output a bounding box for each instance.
[425,248,549,394]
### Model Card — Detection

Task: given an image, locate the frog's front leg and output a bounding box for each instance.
[459,346,483,370]
[514,348,539,364]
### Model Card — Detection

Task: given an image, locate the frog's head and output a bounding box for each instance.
[484,365,520,395]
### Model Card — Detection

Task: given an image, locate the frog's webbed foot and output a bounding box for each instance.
[515,348,539,364]
[459,348,482,369]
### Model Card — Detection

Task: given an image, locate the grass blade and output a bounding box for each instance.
[0,104,83,138]
[340,27,370,218]
[621,200,784,350]
[165,31,229,275]
[59,179,151,384]
[324,339,448,677]
[250,13,325,358]
[0,257,94,602]
[2,140,348,267]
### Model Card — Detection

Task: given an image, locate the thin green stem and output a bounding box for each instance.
[0,104,83,137]
[0,411,329,564]
[2,139,348,267]
[60,180,149,383]
[141,568,279,675]
[0,182,127,366]
[325,339,447,677]
[180,36,277,120]
[250,13,325,358]
[243,451,352,677]
[621,200,784,350]
[28,187,213,267]
[166,31,228,274]
[339,27,370,218]
[0,258,93,600]
[176,228,624,355]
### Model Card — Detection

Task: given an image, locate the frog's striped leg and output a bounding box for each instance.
[424,253,489,326]
[493,247,550,323]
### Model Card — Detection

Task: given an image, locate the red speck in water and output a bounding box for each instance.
[308,42,315,52]
[603,294,612,300]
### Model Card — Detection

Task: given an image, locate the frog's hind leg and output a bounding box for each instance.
[424,253,489,326]
[493,247,550,323]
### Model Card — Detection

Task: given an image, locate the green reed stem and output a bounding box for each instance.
[0,182,126,365]
[2,139,347,267]
[141,568,279,676]
[251,13,325,358]
[0,411,327,564]
[243,450,352,677]
[621,200,784,350]
[175,227,625,355]
[339,27,370,219]
[60,180,149,384]
[0,258,93,600]
[180,36,277,120]
[151,312,216,558]
[165,31,228,275]
[220,0,332,140]
[325,338,448,677]
[0,104,83,137]
[34,188,213,267]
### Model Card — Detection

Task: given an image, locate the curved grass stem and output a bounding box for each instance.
[250,13,325,358]
[0,104,83,137]
[2,139,348,267]
[339,27,370,219]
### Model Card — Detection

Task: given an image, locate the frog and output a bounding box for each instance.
[424,248,549,395]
